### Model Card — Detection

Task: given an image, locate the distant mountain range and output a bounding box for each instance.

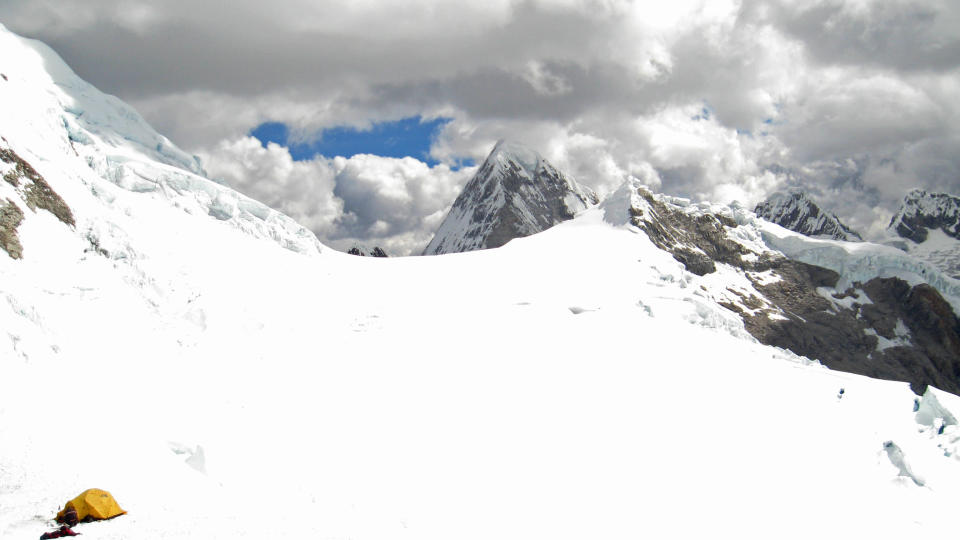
[424,145,960,394]
[748,188,960,280]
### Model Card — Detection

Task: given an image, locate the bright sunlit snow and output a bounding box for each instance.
[2,21,960,540]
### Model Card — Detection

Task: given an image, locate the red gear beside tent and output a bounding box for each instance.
[39,525,80,539]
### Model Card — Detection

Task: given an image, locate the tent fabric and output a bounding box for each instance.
[56,489,126,523]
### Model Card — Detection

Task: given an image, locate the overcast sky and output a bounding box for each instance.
[2,0,959,255]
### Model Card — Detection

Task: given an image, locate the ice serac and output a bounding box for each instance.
[887,189,960,278]
[754,190,862,241]
[422,140,597,255]
[605,180,960,395]
[0,22,322,257]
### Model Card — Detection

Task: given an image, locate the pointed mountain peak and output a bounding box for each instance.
[755,190,862,241]
[487,139,541,170]
[422,141,597,255]
[889,189,960,244]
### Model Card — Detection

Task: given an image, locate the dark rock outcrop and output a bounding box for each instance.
[0,198,24,259]
[628,188,750,276]
[347,246,388,257]
[0,147,74,227]
[0,147,74,259]
[742,269,960,395]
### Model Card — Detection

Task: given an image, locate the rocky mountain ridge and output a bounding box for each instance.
[889,189,960,244]
[422,140,597,255]
[420,142,960,393]
[347,245,388,257]
[754,190,862,241]
[608,182,960,394]
[886,189,960,279]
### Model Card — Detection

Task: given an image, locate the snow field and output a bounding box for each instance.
[5,202,960,538]
[2,20,960,539]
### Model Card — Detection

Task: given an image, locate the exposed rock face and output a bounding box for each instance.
[627,187,746,276]
[0,198,24,259]
[755,191,862,241]
[742,270,960,395]
[619,184,960,395]
[423,140,597,255]
[0,147,74,259]
[889,189,960,244]
[1,147,74,227]
[347,246,388,257]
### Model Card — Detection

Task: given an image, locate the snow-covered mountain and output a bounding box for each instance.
[610,182,960,394]
[4,23,960,539]
[887,189,960,278]
[348,245,388,257]
[422,140,597,255]
[0,25,322,260]
[754,190,863,241]
[890,189,960,243]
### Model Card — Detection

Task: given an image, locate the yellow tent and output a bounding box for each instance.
[56,489,126,523]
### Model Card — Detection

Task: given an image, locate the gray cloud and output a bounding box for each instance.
[198,137,473,255]
[1,0,959,250]
[755,0,960,72]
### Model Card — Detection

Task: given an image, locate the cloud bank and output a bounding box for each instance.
[199,137,473,255]
[2,0,958,252]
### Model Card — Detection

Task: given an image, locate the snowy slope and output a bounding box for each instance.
[0,23,322,258]
[604,180,960,393]
[754,190,863,241]
[6,199,960,539]
[886,189,960,278]
[3,24,960,540]
[422,140,597,255]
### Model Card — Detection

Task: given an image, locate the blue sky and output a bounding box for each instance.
[250,116,472,168]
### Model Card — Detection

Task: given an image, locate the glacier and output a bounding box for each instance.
[2,22,960,540]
